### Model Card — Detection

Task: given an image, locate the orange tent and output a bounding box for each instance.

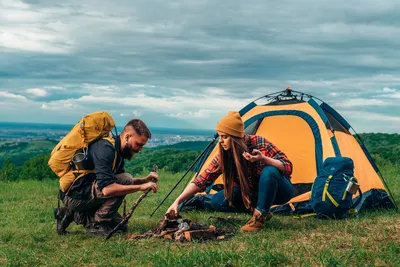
[182,88,396,214]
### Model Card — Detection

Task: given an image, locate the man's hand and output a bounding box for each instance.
[243,149,265,163]
[146,172,158,183]
[140,182,158,193]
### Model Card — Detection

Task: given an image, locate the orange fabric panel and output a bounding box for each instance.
[192,145,224,190]
[256,115,316,184]
[241,102,335,161]
[335,132,386,192]
[327,130,334,138]
[290,191,311,203]
[196,145,219,176]
[271,192,311,208]
[194,101,337,196]
[213,175,224,186]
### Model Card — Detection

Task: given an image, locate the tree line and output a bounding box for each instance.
[0,148,202,181]
[358,133,400,165]
[0,133,399,181]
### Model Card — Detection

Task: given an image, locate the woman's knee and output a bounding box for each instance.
[210,192,226,211]
[260,166,281,184]
[274,179,295,204]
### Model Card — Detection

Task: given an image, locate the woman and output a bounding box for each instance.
[166,111,294,232]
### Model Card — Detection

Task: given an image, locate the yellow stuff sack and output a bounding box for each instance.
[48,111,116,193]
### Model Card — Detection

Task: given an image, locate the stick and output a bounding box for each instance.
[105,164,158,240]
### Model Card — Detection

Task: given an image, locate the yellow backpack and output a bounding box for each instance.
[48,111,116,193]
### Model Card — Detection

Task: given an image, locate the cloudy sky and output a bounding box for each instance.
[1,0,400,132]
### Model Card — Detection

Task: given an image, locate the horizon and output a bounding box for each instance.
[0,120,216,132]
[1,1,400,133]
[0,120,399,136]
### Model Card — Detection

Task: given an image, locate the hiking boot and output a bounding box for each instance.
[240,209,273,232]
[54,208,74,235]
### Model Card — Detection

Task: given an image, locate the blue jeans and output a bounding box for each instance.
[210,166,295,215]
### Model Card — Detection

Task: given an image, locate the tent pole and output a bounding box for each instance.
[149,133,218,217]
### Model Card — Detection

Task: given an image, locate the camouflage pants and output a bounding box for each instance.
[62,173,135,227]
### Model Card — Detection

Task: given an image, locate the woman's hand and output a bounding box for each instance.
[165,201,179,219]
[243,149,265,163]
[164,183,202,219]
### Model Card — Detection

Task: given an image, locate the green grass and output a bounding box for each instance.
[0,168,399,267]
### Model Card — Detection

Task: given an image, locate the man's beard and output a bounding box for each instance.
[122,145,137,161]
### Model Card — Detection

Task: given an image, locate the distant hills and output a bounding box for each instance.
[0,133,399,168]
[0,139,57,166]
[154,141,210,151]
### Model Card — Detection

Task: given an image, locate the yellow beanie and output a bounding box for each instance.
[216,111,244,138]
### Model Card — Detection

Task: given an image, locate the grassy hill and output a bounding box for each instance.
[0,133,399,266]
[0,166,399,266]
[124,147,202,174]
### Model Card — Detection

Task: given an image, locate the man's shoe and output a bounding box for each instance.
[240,209,273,232]
[54,208,74,235]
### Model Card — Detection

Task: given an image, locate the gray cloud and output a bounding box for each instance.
[1,0,400,132]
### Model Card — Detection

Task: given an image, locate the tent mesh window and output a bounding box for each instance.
[244,119,261,135]
[323,110,350,134]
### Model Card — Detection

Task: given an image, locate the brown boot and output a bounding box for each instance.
[240,209,273,232]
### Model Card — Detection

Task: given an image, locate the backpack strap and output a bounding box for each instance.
[64,169,96,195]
[351,188,363,210]
[325,191,339,207]
[294,213,317,219]
[57,190,61,209]
[321,175,332,201]
[101,135,118,173]
[322,175,340,207]
[112,150,118,173]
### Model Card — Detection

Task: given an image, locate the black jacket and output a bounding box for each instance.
[67,135,125,199]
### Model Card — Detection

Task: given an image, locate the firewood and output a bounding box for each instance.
[184,230,217,242]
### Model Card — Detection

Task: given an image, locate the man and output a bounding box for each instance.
[56,119,158,236]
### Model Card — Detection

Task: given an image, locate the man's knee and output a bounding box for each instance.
[94,196,124,221]
[63,196,85,212]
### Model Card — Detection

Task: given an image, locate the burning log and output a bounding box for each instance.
[126,213,232,242]
[184,229,217,242]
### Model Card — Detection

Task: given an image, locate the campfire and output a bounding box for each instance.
[126,213,234,242]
